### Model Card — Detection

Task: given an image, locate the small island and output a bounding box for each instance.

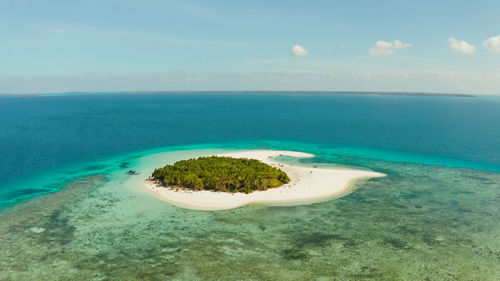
[151,156,290,193]
[144,150,386,211]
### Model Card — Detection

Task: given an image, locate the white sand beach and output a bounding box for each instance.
[144,150,385,211]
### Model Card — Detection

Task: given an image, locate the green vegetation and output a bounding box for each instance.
[151,156,290,193]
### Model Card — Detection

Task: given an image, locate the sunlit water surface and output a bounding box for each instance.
[0,93,499,280]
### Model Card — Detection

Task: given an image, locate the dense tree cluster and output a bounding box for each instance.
[151,156,290,193]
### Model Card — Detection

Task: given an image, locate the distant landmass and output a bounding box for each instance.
[6,91,476,98]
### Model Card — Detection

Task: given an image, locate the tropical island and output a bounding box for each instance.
[144,150,386,211]
[151,156,290,193]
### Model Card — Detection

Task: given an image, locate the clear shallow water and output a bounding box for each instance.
[0,93,499,280]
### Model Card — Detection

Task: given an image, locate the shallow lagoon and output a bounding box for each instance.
[1,142,499,280]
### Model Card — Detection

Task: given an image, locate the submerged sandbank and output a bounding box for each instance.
[143,150,386,210]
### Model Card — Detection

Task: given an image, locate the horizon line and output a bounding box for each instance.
[0,90,481,98]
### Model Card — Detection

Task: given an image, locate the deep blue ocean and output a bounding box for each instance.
[0,93,499,208]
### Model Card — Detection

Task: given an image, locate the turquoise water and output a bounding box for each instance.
[0,93,499,280]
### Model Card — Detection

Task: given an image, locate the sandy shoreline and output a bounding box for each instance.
[143,150,386,211]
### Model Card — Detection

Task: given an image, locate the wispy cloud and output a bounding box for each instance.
[35,23,239,46]
[179,4,218,22]
[448,38,476,55]
[369,40,412,56]
[2,68,498,94]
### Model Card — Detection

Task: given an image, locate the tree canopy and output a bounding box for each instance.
[151,156,290,193]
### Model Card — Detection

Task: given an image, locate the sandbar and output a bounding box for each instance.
[144,150,385,211]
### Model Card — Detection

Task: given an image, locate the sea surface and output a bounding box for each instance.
[0,93,499,280]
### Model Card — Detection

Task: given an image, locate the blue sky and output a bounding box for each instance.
[0,0,499,94]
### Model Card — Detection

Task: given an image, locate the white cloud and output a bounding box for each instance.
[448,38,476,54]
[369,40,412,56]
[291,44,309,56]
[483,35,500,53]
